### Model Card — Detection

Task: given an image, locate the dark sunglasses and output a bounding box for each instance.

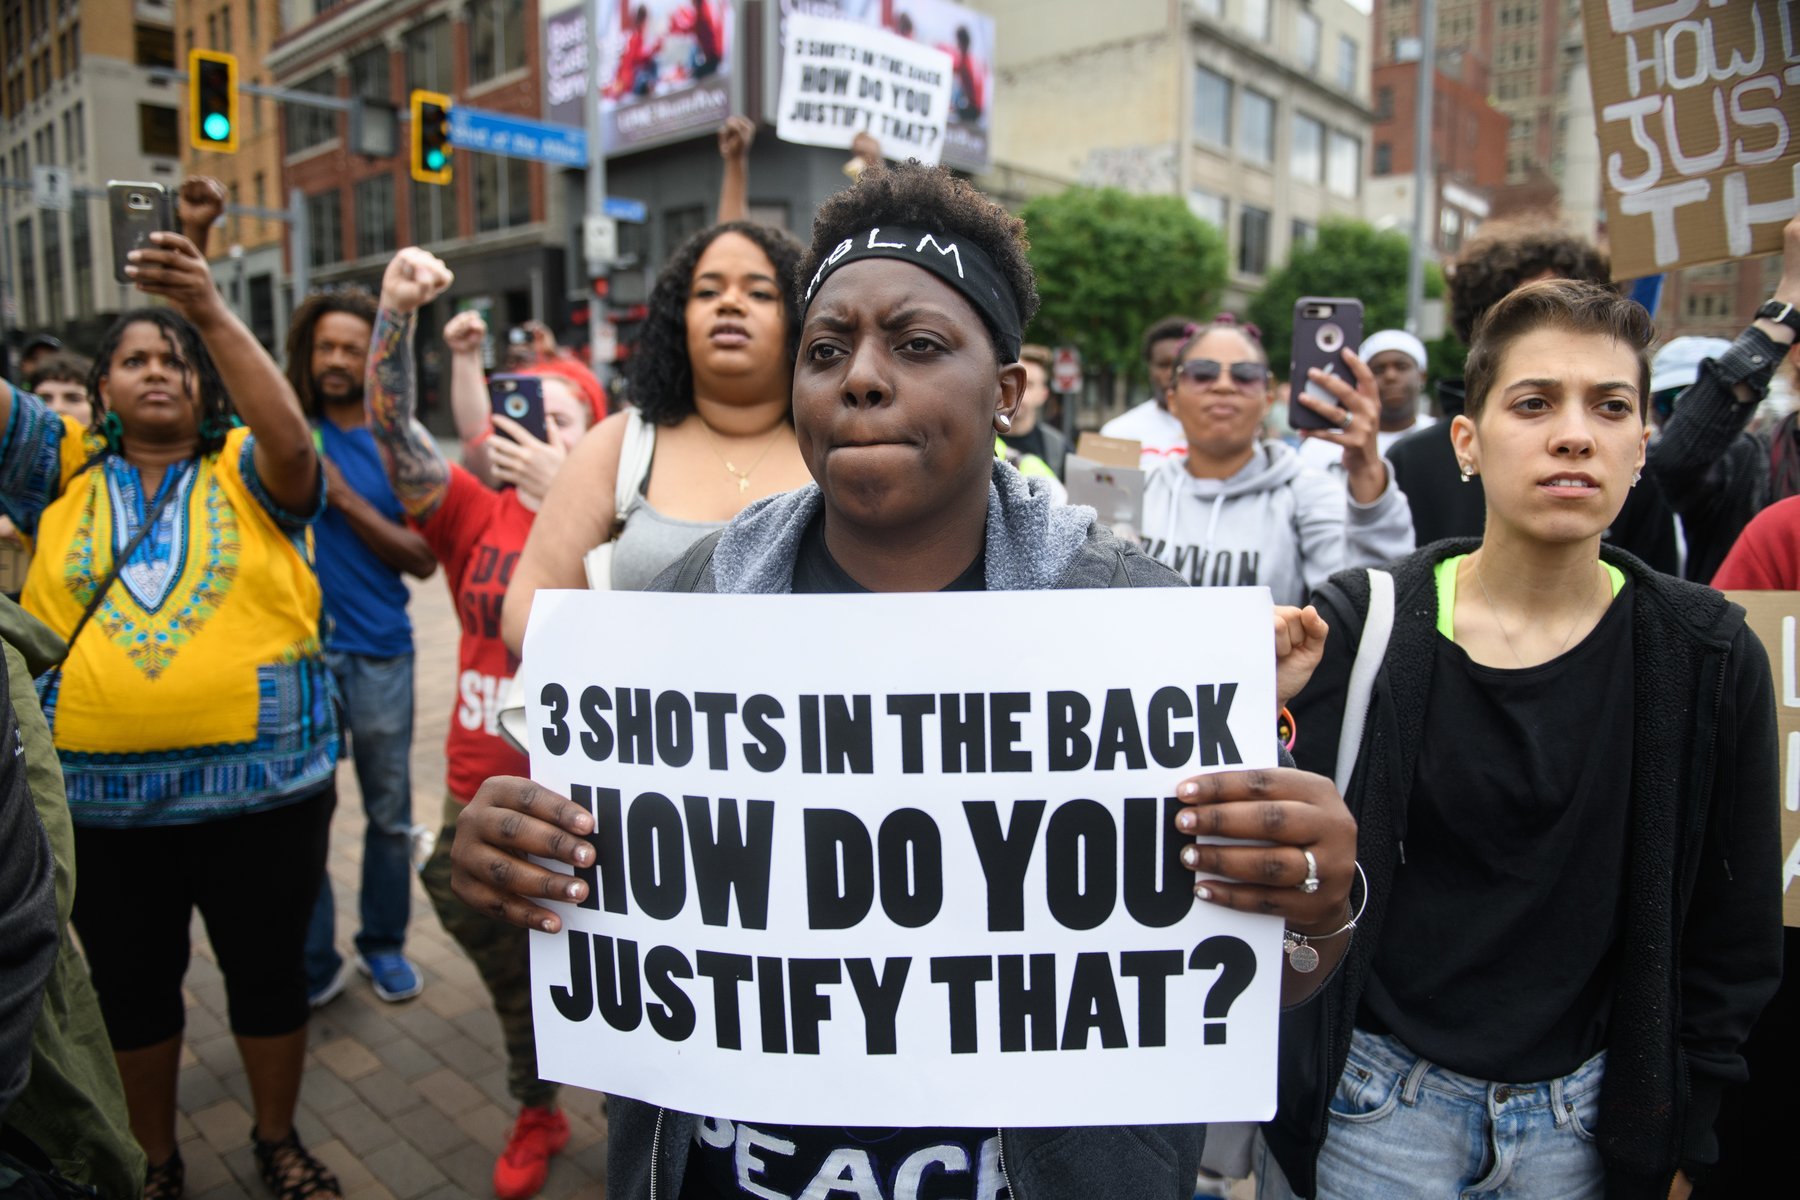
[1176,359,1271,390]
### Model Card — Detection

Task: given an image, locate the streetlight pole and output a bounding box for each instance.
[1405,0,1437,336]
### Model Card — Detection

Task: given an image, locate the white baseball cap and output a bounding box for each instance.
[1358,329,1428,372]
[1651,337,1732,395]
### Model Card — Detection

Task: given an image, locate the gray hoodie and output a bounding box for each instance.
[1141,441,1415,606]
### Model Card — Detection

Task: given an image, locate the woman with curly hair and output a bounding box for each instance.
[452,161,1359,1200]
[499,219,811,652]
[0,230,341,1199]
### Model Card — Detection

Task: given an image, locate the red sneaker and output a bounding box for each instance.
[493,1106,570,1200]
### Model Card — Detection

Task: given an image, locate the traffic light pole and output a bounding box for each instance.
[583,12,609,379]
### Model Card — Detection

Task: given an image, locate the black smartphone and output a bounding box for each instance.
[1288,297,1365,432]
[107,181,174,284]
[488,374,548,444]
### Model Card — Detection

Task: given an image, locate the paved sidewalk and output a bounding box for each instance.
[173,576,609,1200]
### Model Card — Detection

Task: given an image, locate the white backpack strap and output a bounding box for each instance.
[1333,568,1394,795]
[614,407,656,515]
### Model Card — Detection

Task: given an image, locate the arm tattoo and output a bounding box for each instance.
[367,306,450,519]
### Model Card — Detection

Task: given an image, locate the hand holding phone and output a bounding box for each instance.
[1288,297,1365,433]
[108,182,174,284]
[488,374,549,445]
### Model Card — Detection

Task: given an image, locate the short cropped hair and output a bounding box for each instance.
[1020,344,1052,372]
[1141,315,1198,363]
[802,161,1039,361]
[1462,280,1653,420]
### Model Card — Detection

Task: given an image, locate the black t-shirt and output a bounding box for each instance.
[999,427,1049,466]
[678,1119,1010,1199]
[789,512,986,594]
[1359,581,1635,1083]
[679,515,1003,1200]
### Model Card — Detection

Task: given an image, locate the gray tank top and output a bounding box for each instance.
[609,497,727,592]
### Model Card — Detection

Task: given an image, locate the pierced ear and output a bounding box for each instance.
[994,360,1027,429]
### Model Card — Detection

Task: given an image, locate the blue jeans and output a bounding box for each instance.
[306,650,415,984]
[1257,1028,1606,1199]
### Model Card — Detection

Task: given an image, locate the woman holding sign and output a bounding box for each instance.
[453,162,1360,1200]
[1270,281,1782,1199]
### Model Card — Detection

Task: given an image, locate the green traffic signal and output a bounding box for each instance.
[203,112,231,142]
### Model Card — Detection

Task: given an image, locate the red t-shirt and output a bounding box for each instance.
[1711,495,1800,591]
[414,466,534,802]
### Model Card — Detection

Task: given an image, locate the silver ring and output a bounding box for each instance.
[1299,848,1321,894]
[1338,409,1354,430]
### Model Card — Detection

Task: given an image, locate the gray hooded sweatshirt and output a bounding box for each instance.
[1141,441,1415,606]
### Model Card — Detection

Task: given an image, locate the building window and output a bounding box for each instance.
[1238,205,1270,277]
[411,179,453,244]
[1291,112,1323,182]
[139,103,179,157]
[1373,141,1392,175]
[1242,0,1271,41]
[17,219,36,329]
[665,205,708,250]
[70,99,83,158]
[1296,11,1321,72]
[1193,0,1223,17]
[221,5,231,53]
[470,0,526,84]
[1187,188,1227,230]
[41,209,62,323]
[71,197,91,316]
[1192,65,1232,149]
[406,18,454,93]
[253,170,265,211]
[349,44,390,103]
[354,176,396,259]
[475,155,531,233]
[1326,130,1361,197]
[1338,35,1359,93]
[1375,86,1393,120]
[248,1,258,48]
[1292,219,1316,249]
[306,190,342,268]
[1239,88,1274,165]
[286,71,339,156]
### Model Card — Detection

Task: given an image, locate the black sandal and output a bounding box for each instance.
[143,1151,185,1200]
[250,1128,342,1200]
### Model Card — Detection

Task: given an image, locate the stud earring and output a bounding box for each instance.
[994,412,1013,433]
[1458,460,1474,483]
[1632,468,1642,487]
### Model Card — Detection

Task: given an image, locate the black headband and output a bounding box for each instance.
[800,225,1024,361]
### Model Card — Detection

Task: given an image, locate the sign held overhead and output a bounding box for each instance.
[1582,0,1800,279]
[777,13,953,166]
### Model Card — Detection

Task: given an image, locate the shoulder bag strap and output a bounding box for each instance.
[611,408,656,535]
[49,466,186,669]
[1333,567,1394,795]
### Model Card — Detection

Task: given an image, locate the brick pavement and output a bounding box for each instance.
[173,575,610,1200]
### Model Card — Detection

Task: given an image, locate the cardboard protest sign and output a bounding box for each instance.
[523,587,1283,1127]
[1583,1,1800,280]
[1722,590,1800,927]
[777,13,952,165]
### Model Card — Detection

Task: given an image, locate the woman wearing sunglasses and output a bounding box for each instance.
[1140,320,1413,605]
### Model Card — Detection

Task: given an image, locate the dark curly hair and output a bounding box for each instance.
[628,221,805,427]
[800,162,1039,362]
[88,308,234,456]
[1448,217,1615,343]
[285,287,379,419]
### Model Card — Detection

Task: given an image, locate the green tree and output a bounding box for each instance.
[1247,219,1445,381]
[1022,187,1227,390]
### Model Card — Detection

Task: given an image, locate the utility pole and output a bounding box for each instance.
[1405,0,1437,336]
[583,7,610,378]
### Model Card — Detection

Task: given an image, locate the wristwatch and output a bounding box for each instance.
[1756,299,1800,337]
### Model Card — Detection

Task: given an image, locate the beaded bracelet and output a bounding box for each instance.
[1284,861,1368,973]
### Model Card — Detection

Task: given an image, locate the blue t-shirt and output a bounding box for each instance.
[314,420,413,657]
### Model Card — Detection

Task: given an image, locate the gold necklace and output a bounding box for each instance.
[698,421,784,494]
[1471,554,1606,668]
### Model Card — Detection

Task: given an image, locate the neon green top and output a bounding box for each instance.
[1435,554,1627,641]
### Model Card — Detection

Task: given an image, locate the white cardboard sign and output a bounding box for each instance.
[776,13,953,166]
[523,587,1283,1127]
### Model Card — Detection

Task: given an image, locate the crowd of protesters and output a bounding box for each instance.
[0,134,1792,1200]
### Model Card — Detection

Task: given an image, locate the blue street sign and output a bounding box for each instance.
[604,196,648,224]
[447,107,587,167]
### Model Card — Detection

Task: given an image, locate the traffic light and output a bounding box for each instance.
[189,49,238,153]
[411,90,452,185]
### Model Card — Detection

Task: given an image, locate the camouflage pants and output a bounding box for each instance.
[419,794,560,1109]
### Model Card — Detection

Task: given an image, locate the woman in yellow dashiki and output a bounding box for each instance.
[0,229,343,1200]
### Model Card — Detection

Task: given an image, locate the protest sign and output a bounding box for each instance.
[777,13,952,165]
[771,2,995,171]
[594,0,735,154]
[523,587,1283,1127]
[1723,590,1800,927]
[1583,1,1800,280]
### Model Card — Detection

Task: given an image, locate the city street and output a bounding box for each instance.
[171,573,610,1200]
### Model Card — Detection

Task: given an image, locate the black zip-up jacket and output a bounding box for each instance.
[1267,539,1782,1199]
[1644,326,1787,582]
